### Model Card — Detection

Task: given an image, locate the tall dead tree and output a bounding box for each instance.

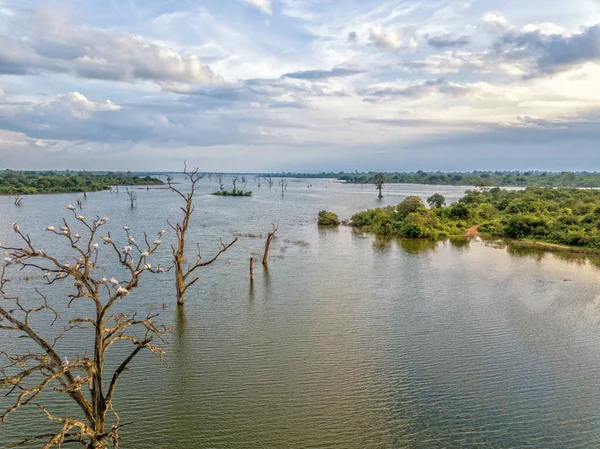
[266,176,273,188]
[231,176,239,191]
[167,165,237,305]
[217,174,225,191]
[262,223,278,265]
[0,211,169,448]
[374,173,385,199]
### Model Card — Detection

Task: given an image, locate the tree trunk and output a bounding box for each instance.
[250,257,255,280]
[263,233,274,265]
[175,255,185,305]
[377,185,383,198]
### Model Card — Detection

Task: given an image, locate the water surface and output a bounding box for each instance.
[1,179,600,448]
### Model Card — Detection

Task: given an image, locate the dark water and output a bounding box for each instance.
[2,179,600,448]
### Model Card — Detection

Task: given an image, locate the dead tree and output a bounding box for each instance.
[250,257,255,281]
[126,189,137,207]
[262,223,278,265]
[231,176,239,191]
[167,165,237,306]
[77,198,83,210]
[13,195,23,206]
[266,176,273,188]
[217,174,225,191]
[278,179,288,195]
[0,212,169,448]
[256,177,261,188]
[374,173,385,199]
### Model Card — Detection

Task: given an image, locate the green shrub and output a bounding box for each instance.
[318,210,340,226]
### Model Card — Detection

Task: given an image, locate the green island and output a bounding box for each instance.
[318,210,340,226]
[0,170,163,195]
[349,187,600,250]
[212,189,252,197]
[265,170,600,188]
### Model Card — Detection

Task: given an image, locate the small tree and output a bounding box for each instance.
[0,212,169,448]
[374,173,385,198]
[231,176,239,191]
[427,193,446,208]
[167,165,236,305]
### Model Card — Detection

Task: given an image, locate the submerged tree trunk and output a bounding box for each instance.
[250,257,255,281]
[175,254,185,305]
[262,224,278,265]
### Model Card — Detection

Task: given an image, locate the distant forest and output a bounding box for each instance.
[266,171,598,187]
[0,170,163,194]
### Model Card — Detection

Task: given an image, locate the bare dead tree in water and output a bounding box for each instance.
[126,189,137,207]
[374,173,385,199]
[77,198,83,210]
[266,176,273,188]
[0,212,169,448]
[256,177,261,188]
[262,223,278,265]
[217,174,225,191]
[278,179,287,195]
[13,195,23,206]
[231,176,239,192]
[167,164,237,306]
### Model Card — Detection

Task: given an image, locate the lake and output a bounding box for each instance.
[2,178,600,448]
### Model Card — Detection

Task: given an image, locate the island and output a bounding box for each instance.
[211,189,252,197]
[349,187,600,250]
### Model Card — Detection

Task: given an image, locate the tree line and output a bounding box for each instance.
[0,170,163,195]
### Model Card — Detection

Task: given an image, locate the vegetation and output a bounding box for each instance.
[351,187,600,249]
[212,189,252,197]
[318,210,340,226]
[264,170,600,188]
[0,170,163,195]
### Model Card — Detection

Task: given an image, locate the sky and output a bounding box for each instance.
[0,0,600,172]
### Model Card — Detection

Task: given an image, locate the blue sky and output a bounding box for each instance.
[1,0,599,172]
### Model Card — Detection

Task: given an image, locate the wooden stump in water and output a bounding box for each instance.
[250,257,255,281]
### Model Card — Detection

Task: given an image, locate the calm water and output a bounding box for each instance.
[2,178,600,448]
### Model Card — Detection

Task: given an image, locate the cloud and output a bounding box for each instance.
[494,24,600,77]
[52,92,121,118]
[238,0,272,15]
[370,24,402,49]
[0,11,220,87]
[483,12,511,31]
[282,68,365,80]
[359,78,475,101]
[426,34,471,49]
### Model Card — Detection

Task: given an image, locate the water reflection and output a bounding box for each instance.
[397,237,438,254]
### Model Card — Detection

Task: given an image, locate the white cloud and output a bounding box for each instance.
[0,11,221,87]
[56,92,120,119]
[482,12,510,30]
[239,0,272,15]
[369,24,402,49]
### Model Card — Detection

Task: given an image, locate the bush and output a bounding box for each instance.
[318,210,340,226]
